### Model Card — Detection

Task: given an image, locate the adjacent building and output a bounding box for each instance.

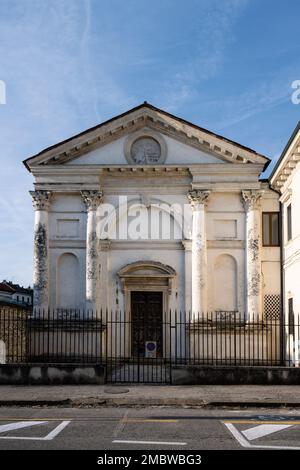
[270,122,300,324]
[0,281,33,307]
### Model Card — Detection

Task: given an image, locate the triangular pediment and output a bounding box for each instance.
[24,103,269,170]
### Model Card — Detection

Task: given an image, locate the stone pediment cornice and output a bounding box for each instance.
[23,103,269,171]
[270,123,300,192]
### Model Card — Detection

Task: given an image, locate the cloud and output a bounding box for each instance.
[208,63,299,131]
[155,0,249,111]
[0,0,140,284]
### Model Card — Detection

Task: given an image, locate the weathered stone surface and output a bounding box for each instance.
[0,363,105,385]
[0,306,29,362]
[172,365,300,385]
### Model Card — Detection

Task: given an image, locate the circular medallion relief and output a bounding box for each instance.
[124,129,167,165]
[131,137,161,164]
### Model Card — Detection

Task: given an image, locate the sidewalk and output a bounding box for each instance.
[0,384,300,408]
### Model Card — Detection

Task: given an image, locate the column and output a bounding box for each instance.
[81,190,103,312]
[187,189,210,320]
[242,190,263,322]
[30,190,52,312]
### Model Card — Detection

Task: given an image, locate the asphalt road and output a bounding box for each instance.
[0,407,300,450]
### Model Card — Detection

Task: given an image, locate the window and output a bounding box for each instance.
[287,204,292,241]
[262,212,279,246]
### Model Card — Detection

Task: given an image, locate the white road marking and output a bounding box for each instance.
[0,420,70,441]
[224,422,300,450]
[224,423,251,448]
[0,421,47,434]
[242,424,292,441]
[42,420,70,440]
[112,439,187,446]
[113,410,129,439]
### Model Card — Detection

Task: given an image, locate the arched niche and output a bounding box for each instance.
[56,253,80,309]
[213,254,237,312]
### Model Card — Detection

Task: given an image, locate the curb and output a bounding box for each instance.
[0,398,299,408]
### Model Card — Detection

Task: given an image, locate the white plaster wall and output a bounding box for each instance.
[206,192,245,313]
[12,293,31,304]
[67,137,127,165]
[66,131,225,166]
[50,193,86,212]
[107,248,185,314]
[46,188,281,318]
[282,163,300,316]
[48,194,87,310]
[262,261,280,295]
[49,195,86,239]
[42,132,281,321]
[163,135,224,164]
[260,189,281,308]
[285,262,300,315]
[207,192,244,212]
[206,192,244,241]
[98,194,192,241]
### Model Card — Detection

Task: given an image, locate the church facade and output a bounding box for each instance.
[24,103,281,362]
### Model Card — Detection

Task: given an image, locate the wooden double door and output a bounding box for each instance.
[131,291,163,358]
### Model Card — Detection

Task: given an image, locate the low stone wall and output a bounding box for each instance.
[172,365,300,385]
[0,363,105,385]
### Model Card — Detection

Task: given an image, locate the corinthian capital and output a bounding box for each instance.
[30,190,52,211]
[81,190,103,211]
[188,189,211,209]
[242,190,262,211]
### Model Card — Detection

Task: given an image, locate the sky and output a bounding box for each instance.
[0,0,299,286]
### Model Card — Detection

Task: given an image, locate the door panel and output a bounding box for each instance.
[131,291,163,357]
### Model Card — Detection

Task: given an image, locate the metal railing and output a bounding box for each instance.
[0,308,299,381]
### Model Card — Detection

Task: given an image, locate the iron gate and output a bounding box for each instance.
[0,306,294,384]
[106,291,171,384]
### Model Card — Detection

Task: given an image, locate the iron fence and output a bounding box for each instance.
[0,308,300,383]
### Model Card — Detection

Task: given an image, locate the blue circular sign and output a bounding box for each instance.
[146,342,156,351]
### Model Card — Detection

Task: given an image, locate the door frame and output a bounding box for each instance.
[118,261,176,358]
